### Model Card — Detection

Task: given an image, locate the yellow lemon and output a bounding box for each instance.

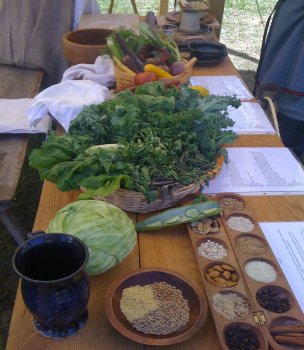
[190,85,210,97]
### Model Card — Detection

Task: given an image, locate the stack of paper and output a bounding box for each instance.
[261,222,304,312]
[203,147,304,195]
[189,75,254,100]
[227,102,275,134]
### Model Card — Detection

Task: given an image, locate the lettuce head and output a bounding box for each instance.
[47,200,137,275]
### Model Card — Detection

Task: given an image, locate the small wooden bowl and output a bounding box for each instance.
[62,28,112,65]
[105,267,208,346]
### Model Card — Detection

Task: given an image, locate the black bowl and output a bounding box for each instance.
[187,41,227,60]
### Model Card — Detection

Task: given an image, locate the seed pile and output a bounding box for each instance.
[256,287,291,313]
[120,285,158,321]
[197,240,227,260]
[120,282,190,335]
[225,325,261,350]
[218,197,244,211]
[236,236,266,255]
[205,264,239,287]
[226,216,254,232]
[245,260,277,282]
[212,292,250,320]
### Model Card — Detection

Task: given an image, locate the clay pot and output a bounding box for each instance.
[62,28,112,65]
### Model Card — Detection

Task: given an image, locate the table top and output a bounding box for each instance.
[6,57,303,350]
[0,64,43,202]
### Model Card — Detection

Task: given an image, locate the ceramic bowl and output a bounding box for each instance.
[105,267,208,345]
[187,41,227,60]
[62,28,112,65]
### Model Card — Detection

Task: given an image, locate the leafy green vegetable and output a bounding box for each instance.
[107,28,145,60]
[107,23,180,67]
[47,200,137,275]
[29,82,240,200]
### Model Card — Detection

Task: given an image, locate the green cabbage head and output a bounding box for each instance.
[47,200,137,275]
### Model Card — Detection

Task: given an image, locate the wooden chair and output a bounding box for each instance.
[108,0,138,14]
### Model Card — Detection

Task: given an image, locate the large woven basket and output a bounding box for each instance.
[94,155,224,213]
[114,57,197,92]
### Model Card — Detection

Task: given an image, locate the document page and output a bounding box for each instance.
[203,147,304,195]
[260,222,304,312]
[227,102,275,134]
[189,75,254,100]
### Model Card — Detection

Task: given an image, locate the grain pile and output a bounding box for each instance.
[236,236,266,255]
[226,216,254,232]
[212,292,250,320]
[197,240,227,260]
[218,197,244,211]
[120,282,190,335]
[244,260,277,282]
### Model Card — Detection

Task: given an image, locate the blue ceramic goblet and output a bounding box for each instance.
[12,233,90,339]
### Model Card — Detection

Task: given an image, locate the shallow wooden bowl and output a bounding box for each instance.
[105,267,208,346]
[62,28,112,65]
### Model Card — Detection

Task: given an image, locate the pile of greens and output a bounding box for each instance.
[29,82,240,201]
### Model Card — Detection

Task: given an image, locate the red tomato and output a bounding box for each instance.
[134,72,158,86]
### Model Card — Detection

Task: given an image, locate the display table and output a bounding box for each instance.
[6,57,304,350]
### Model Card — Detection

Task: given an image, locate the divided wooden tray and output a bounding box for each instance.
[187,193,304,350]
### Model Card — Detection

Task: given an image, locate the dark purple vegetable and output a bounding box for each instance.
[145,11,156,28]
[114,33,145,72]
[122,55,141,73]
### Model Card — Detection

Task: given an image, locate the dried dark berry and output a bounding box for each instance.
[225,325,260,350]
[256,288,291,313]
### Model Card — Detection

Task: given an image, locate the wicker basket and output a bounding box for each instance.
[94,155,224,213]
[114,57,197,92]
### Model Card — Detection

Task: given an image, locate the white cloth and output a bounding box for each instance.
[0,98,50,134]
[73,0,101,30]
[62,55,116,88]
[28,80,111,132]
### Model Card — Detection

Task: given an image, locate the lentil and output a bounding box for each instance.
[197,239,227,260]
[256,287,291,313]
[226,216,254,232]
[120,282,189,335]
[218,197,244,211]
[212,292,250,320]
[225,325,261,350]
[245,260,277,282]
[236,236,266,255]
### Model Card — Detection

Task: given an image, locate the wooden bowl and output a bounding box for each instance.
[105,267,208,346]
[62,28,112,65]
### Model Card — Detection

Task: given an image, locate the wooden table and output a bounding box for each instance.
[6,57,304,350]
[0,64,43,244]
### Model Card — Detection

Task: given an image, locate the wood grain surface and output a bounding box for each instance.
[0,64,43,201]
[6,56,303,350]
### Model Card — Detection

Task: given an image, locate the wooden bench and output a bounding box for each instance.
[0,64,44,244]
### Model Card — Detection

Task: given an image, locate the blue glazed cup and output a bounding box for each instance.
[12,232,90,339]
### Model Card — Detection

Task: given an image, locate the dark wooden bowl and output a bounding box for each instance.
[105,267,208,346]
